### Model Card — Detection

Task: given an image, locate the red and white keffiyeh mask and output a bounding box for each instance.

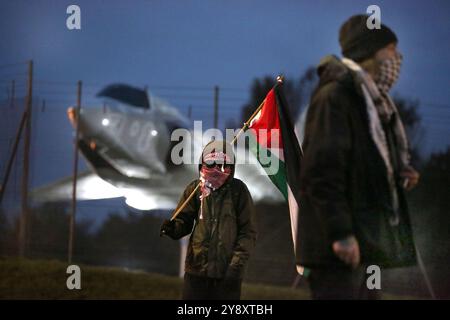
[199,151,232,200]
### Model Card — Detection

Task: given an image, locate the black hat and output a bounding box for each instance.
[339,14,398,62]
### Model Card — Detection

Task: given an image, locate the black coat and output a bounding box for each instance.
[296,56,416,269]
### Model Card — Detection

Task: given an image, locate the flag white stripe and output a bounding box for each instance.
[287,184,304,275]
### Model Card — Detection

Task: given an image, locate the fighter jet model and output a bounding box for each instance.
[31,84,282,211]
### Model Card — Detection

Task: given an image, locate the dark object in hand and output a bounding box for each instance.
[225,265,240,280]
[160,219,176,237]
[222,265,241,289]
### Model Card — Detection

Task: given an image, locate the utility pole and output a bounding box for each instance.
[10,80,15,108]
[187,105,192,119]
[68,80,82,264]
[18,60,33,257]
[213,86,219,128]
[0,109,28,204]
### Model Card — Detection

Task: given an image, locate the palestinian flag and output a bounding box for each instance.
[248,83,305,275]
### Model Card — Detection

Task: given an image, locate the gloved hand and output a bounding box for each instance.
[160,219,176,238]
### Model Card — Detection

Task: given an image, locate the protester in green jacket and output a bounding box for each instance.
[160,140,257,300]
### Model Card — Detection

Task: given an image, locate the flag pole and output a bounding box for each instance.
[168,76,284,222]
[168,95,267,222]
[232,75,284,144]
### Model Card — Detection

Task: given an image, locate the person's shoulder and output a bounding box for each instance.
[231,178,250,192]
[311,78,360,116]
[313,56,359,105]
[318,77,356,101]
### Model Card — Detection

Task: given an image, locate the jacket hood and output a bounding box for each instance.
[198,140,236,177]
[316,55,355,89]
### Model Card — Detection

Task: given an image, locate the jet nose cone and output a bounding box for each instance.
[67,107,78,128]
[67,107,110,139]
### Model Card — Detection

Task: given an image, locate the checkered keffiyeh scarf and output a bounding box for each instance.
[375,52,403,123]
[199,165,231,200]
[342,57,410,225]
[198,151,231,219]
[199,151,231,199]
[376,52,402,97]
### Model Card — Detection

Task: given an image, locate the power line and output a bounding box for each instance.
[152,94,247,101]
[0,62,27,69]
[33,80,248,92]
[0,73,27,79]
[422,102,450,109]
[149,85,213,91]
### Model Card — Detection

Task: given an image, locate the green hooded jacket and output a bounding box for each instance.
[169,142,257,279]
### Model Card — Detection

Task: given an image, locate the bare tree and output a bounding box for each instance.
[240,67,318,124]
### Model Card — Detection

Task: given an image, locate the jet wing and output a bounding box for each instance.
[30,169,186,210]
[31,149,284,210]
[235,165,283,203]
[30,171,124,203]
[119,162,284,211]
[234,147,284,203]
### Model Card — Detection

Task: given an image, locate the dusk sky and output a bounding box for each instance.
[1,0,449,222]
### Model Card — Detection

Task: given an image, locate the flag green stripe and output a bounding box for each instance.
[267,160,288,201]
[248,134,288,200]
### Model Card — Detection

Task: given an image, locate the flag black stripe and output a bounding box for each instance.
[275,84,303,206]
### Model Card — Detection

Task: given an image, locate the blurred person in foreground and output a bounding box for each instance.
[160,140,257,300]
[297,14,420,299]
